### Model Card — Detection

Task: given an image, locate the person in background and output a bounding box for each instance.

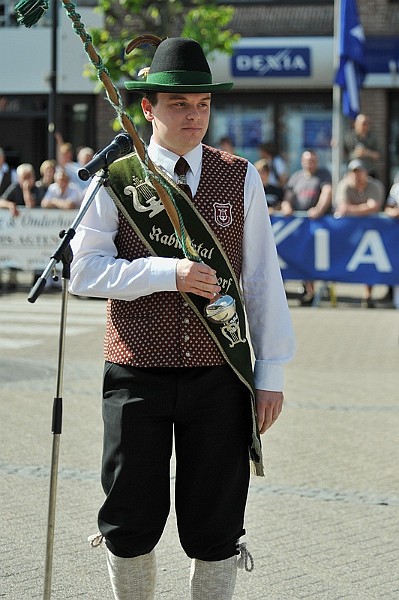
[383,173,399,307]
[55,137,80,185]
[41,167,82,209]
[0,147,17,196]
[35,159,56,200]
[0,163,40,216]
[384,172,399,217]
[55,132,94,195]
[280,149,332,305]
[217,136,235,155]
[257,142,288,189]
[0,147,18,290]
[334,159,385,308]
[77,146,95,168]
[0,163,40,290]
[344,114,380,178]
[254,159,284,213]
[69,36,294,600]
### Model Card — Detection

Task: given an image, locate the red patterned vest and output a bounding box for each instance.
[104,145,248,367]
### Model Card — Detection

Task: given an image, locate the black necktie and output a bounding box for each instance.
[174,157,192,199]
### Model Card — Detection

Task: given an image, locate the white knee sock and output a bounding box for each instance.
[189,556,238,600]
[106,548,156,600]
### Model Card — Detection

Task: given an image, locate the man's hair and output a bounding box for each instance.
[259,142,276,157]
[16,163,35,178]
[143,92,158,106]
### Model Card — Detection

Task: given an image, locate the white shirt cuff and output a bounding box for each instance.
[150,256,179,292]
[254,360,285,392]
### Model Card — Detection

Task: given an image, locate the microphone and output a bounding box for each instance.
[78,133,134,181]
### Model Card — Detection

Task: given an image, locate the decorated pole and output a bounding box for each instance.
[13,2,200,598]
[15,0,201,263]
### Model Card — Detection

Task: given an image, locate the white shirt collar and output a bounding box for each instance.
[147,138,203,179]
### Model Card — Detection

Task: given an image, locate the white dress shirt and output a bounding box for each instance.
[69,139,294,391]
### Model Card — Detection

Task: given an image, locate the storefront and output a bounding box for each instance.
[207,36,399,188]
[0,4,100,175]
[207,37,334,171]
[0,94,95,174]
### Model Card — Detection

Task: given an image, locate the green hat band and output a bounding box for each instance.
[146,71,212,85]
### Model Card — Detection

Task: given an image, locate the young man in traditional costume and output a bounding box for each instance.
[69,37,294,600]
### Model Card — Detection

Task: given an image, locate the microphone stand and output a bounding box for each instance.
[27,169,109,600]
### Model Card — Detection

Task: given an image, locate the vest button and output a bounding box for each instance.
[184,335,190,342]
[184,317,190,324]
[185,351,191,357]
[183,302,189,308]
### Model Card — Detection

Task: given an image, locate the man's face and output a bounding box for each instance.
[301,151,318,174]
[356,116,370,133]
[18,171,35,188]
[141,92,211,155]
[349,168,367,187]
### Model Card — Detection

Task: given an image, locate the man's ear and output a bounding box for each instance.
[141,97,154,122]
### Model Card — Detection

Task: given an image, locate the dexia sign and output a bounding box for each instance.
[232,47,311,77]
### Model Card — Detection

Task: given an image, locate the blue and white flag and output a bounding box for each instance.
[334,0,366,119]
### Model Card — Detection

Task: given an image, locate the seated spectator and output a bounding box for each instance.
[281,149,333,305]
[255,159,284,213]
[334,159,385,308]
[36,159,56,200]
[258,142,288,189]
[281,149,332,218]
[0,147,17,196]
[41,167,82,209]
[0,163,40,216]
[0,163,40,290]
[383,174,399,307]
[384,174,399,218]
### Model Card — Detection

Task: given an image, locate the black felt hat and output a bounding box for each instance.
[125,37,233,93]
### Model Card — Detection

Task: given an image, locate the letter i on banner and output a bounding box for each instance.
[314,228,330,271]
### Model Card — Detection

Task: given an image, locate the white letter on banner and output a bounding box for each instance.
[314,228,330,271]
[272,218,303,268]
[236,56,251,71]
[346,230,392,273]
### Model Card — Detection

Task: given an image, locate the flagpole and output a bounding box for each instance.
[332,0,343,201]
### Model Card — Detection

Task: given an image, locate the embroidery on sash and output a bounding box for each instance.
[124,175,164,218]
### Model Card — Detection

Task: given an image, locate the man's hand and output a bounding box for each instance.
[256,389,283,434]
[176,258,221,300]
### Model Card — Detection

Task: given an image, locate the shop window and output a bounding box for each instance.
[209,92,332,175]
[279,102,332,174]
[62,100,93,155]
[209,103,274,163]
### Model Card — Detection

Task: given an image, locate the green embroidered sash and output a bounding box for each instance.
[107,153,263,475]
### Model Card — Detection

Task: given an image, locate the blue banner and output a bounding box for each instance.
[271,214,399,285]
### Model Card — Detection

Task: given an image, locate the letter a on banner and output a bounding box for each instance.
[346,231,392,272]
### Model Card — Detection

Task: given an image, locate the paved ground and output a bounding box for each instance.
[1,279,398,599]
